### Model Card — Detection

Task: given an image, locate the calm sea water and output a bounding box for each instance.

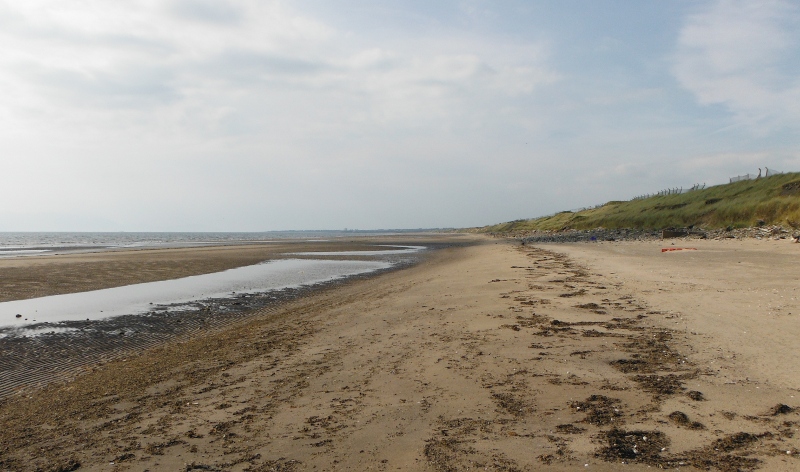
[0,231,423,257]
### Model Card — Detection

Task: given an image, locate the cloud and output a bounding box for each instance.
[168,0,243,25]
[15,63,180,108]
[673,0,800,133]
[0,1,557,128]
[0,0,566,230]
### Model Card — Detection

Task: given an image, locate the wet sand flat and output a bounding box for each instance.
[1,236,800,471]
[0,236,450,400]
[0,244,293,302]
[0,238,433,303]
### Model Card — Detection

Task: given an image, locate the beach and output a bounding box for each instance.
[0,238,433,303]
[1,235,799,471]
[0,237,446,399]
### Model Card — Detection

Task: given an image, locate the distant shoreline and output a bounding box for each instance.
[0,230,448,259]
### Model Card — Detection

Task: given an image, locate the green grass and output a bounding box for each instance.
[478,172,800,233]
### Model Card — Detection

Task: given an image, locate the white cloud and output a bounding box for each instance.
[167,0,244,25]
[13,3,793,231]
[0,0,561,230]
[0,0,556,133]
[673,0,800,133]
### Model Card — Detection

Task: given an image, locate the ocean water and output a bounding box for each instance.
[0,231,421,257]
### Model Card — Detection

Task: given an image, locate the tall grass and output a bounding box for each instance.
[480,172,800,232]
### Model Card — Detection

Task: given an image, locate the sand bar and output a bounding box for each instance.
[1,235,799,471]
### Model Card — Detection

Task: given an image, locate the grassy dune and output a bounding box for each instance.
[480,172,800,232]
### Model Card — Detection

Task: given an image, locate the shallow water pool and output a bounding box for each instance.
[0,258,390,329]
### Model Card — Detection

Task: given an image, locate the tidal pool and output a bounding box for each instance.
[0,258,390,329]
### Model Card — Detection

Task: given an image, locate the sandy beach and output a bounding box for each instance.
[1,235,799,471]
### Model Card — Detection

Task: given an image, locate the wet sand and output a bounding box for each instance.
[1,235,800,471]
[0,239,432,303]
[0,236,450,400]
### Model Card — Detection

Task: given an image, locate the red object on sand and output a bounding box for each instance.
[661,248,698,252]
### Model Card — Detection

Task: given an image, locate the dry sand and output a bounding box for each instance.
[547,239,800,392]
[1,235,799,471]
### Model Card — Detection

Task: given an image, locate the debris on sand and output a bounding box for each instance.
[709,432,765,452]
[492,392,533,417]
[632,374,687,396]
[571,395,623,426]
[766,404,796,416]
[663,432,765,472]
[575,302,602,310]
[597,429,770,471]
[686,390,706,401]
[596,428,669,463]
[556,423,586,434]
[668,411,705,430]
[610,358,652,373]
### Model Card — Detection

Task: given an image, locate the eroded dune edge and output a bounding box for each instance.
[1,236,799,471]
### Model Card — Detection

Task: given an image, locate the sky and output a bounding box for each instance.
[1,0,798,231]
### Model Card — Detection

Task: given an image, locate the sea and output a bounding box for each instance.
[0,230,425,257]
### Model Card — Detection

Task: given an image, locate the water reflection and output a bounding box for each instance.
[0,258,390,329]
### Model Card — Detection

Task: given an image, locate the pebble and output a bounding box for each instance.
[518,229,660,244]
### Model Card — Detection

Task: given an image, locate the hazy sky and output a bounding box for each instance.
[1,0,798,231]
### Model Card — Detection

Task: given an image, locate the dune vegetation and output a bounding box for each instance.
[479,172,800,233]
